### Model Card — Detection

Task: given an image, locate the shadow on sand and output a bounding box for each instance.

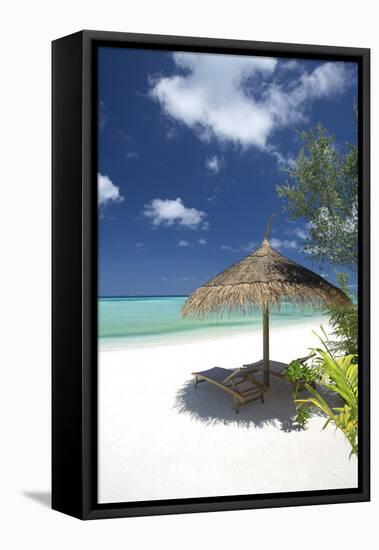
[174,374,341,432]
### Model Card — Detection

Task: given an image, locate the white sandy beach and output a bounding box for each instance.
[98,320,357,503]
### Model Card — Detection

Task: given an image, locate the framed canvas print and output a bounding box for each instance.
[52,30,370,519]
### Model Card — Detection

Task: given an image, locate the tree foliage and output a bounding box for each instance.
[276,124,358,271]
[276,122,358,357]
[325,273,358,357]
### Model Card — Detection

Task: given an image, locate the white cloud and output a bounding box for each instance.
[205,155,222,174]
[285,225,308,240]
[150,53,350,151]
[198,238,207,245]
[166,126,179,140]
[271,238,298,251]
[270,150,296,169]
[178,240,190,247]
[241,241,258,252]
[98,173,124,206]
[220,241,259,253]
[99,101,108,131]
[281,60,301,71]
[126,151,139,159]
[221,245,239,252]
[135,242,144,247]
[297,62,348,100]
[293,227,308,240]
[143,197,208,229]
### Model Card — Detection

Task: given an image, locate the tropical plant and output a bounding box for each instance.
[284,359,319,429]
[296,332,358,457]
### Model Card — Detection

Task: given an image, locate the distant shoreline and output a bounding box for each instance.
[99,295,329,350]
[99,314,329,352]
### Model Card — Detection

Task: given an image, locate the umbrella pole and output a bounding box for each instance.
[263,305,270,387]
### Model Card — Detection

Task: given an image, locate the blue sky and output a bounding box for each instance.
[98,46,357,296]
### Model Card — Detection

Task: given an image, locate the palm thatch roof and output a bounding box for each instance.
[182,234,350,319]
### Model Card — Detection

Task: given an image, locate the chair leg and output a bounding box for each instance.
[233,398,240,414]
[260,393,264,403]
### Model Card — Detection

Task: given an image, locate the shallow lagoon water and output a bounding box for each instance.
[99,296,327,349]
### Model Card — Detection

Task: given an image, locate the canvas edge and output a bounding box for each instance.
[52,29,370,520]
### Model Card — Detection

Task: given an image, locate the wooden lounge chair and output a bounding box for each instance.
[243,355,316,390]
[192,363,268,413]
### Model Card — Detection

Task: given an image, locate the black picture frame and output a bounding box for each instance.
[52,30,370,520]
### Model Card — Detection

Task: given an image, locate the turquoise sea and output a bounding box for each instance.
[99,296,327,350]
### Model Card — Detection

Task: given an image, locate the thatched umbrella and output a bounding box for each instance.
[182,217,350,387]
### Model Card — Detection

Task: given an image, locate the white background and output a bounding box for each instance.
[0,1,376,548]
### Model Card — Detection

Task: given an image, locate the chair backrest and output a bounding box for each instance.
[222,368,243,384]
[242,360,264,371]
[222,361,263,384]
[296,353,315,365]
